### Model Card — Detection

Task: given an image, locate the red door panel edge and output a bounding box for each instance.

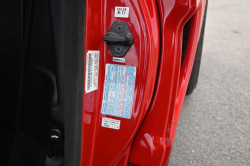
[171,0,207,142]
[129,0,207,165]
[81,0,160,165]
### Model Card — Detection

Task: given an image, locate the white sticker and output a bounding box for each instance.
[85,51,100,93]
[115,7,129,18]
[101,117,120,130]
[113,57,125,63]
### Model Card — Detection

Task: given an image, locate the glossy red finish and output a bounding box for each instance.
[129,0,207,165]
[81,0,160,165]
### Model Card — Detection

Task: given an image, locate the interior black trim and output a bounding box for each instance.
[50,0,86,165]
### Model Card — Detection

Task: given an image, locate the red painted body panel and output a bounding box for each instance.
[81,0,160,165]
[129,0,207,165]
[81,0,207,165]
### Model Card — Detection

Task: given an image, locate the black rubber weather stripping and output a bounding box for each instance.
[64,0,86,165]
[181,20,191,65]
[49,0,86,165]
[13,0,33,165]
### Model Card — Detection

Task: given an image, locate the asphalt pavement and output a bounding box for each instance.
[168,0,250,165]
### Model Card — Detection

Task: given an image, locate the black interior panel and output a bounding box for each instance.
[0,0,21,129]
[0,0,21,165]
[0,0,85,165]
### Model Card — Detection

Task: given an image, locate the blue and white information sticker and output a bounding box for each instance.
[101,64,136,119]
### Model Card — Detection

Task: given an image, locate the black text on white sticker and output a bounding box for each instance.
[85,51,100,93]
[101,117,120,130]
[113,57,125,63]
[115,7,129,18]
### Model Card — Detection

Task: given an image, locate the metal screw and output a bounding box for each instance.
[115,24,123,33]
[114,46,123,54]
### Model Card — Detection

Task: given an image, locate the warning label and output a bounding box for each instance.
[101,64,136,119]
[85,51,100,93]
[101,117,120,130]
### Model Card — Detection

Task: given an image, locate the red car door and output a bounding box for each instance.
[81,0,160,165]
[0,0,207,165]
[81,0,207,165]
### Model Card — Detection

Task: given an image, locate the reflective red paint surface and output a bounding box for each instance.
[129,0,207,165]
[81,0,160,165]
[81,0,207,165]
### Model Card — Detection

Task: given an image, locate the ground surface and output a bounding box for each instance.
[168,0,250,166]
